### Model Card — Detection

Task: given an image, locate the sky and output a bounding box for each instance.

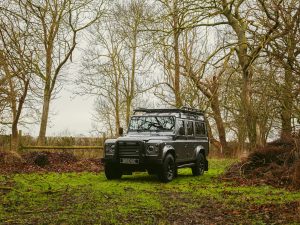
[47,89,95,136]
[26,83,96,137]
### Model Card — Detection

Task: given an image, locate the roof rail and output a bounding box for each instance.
[180,107,204,114]
[133,107,204,116]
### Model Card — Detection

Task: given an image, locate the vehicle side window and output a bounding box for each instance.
[187,121,194,136]
[195,122,206,136]
[178,120,185,135]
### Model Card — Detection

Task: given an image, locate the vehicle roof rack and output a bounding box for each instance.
[133,107,204,116]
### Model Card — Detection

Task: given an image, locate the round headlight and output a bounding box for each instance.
[146,144,159,155]
[106,144,115,154]
[147,145,155,152]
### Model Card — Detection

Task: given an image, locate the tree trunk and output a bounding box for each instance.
[280,69,293,138]
[173,0,182,108]
[206,120,223,155]
[242,71,257,151]
[210,95,229,154]
[115,87,121,137]
[126,33,137,126]
[38,88,51,145]
[280,39,294,139]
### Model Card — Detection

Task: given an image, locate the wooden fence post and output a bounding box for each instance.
[9,134,12,151]
[102,133,106,145]
[18,130,22,151]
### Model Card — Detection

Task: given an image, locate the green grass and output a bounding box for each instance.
[0,159,299,224]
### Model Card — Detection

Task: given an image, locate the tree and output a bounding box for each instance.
[152,0,202,107]
[113,0,151,126]
[180,31,232,154]
[80,17,125,136]
[16,0,105,144]
[195,0,282,150]
[263,0,300,138]
[80,0,151,136]
[0,2,34,149]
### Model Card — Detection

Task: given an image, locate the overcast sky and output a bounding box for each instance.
[26,82,96,137]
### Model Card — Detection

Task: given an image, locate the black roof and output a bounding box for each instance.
[133,107,204,116]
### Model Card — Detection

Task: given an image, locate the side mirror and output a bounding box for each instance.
[178,127,185,136]
[118,127,124,136]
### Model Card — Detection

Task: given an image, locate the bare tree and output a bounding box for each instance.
[187,0,283,150]
[15,0,105,144]
[180,30,232,154]
[80,17,125,136]
[0,2,34,149]
[113,0,151,126]
[152,0,202,107]
[79,0,151,136]
[263,0,300,137]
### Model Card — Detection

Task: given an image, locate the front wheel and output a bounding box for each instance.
[104,163,122,180]
[147,168,157,175]
[192,153,205,176]
[158,154,176,182]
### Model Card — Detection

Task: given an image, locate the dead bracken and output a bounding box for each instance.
[0,151,103,174]
[221,137,300,190]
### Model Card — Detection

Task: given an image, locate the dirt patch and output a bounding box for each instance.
[119,191,300,225]
[221,137,300,190]
[0,151,103,174]
[170,201,300,225]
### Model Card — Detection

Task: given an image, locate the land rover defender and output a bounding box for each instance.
[102,107,209,182]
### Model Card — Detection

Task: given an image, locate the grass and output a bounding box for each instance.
[0,159,300,224]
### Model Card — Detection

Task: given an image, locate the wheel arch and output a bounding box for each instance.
[195,145,206,157]
[195,145,209,171]
[162,145,176,160]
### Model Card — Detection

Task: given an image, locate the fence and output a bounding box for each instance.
[0,132,105,159]
[19,145,104,159]
[0,135,12,152]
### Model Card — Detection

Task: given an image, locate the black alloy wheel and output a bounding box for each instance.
[104,163,122,180]
[192,153,205,176]
[158,154,175,182]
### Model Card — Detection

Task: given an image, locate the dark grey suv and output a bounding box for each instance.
[102,107,209,182]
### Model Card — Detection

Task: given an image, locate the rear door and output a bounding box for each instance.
[174,119,187,163]
[194,121,209,158]
[186,120,196,160]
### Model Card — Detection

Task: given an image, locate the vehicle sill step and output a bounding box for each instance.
[177,163,195,168]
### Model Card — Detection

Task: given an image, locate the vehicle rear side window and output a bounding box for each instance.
[178,120,185,135]
[187,121,194,136]
[195,122,206,136]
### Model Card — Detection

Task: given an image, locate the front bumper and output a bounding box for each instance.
[101,155,162,170]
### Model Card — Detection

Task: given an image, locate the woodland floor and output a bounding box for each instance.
[0,159,300,225]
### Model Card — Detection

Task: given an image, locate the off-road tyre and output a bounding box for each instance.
[192,153,205,176]
[105,163,122,180]
[158,154,176,182]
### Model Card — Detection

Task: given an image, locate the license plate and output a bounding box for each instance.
[120,158,139,164]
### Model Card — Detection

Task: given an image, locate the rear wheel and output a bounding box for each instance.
[192,153,205,176]
[104,163,122,180]
[158,154,175,182]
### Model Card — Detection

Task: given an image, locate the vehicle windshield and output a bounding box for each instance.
[128,116,175,132]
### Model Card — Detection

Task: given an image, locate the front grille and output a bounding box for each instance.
[118,141,140,157]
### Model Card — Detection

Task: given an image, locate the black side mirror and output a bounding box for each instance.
[118,127,124,136]
[178,127,185,136]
